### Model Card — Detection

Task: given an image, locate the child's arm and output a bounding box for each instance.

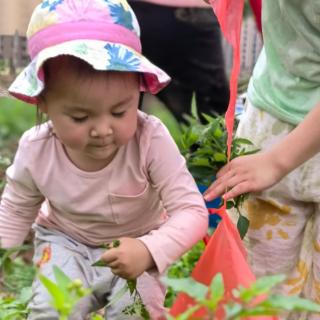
[101,119,208,279]
[204,102,320,201]
[0,132,44,248]
[136,121,209,275]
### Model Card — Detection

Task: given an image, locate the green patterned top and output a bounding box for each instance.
[248,0,320,125]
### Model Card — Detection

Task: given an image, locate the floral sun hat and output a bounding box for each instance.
[8,0,171,104]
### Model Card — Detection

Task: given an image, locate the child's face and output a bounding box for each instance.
[39,66,140,171]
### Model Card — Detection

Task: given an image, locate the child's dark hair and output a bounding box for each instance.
[37,55,142,123]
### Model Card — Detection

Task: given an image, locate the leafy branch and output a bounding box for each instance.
[39,266,93,320]
[179,112,259,238]
[92,239,150,320]
[163,273,320,319]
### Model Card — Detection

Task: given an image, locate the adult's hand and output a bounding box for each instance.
[203,151,285,201]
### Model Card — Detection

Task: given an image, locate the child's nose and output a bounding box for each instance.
[91,120,113,138]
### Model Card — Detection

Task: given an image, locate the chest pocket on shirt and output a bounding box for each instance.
[109,183,150,224]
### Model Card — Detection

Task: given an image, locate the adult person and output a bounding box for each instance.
[129,0,230,123]
[205,1,320,319]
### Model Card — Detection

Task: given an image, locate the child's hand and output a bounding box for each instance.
[204,151,286,201]
[100,238,155,279]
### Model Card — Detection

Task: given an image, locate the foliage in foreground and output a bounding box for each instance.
[0,246,35,319]
[164,273,320,320]
[3,249,319,320]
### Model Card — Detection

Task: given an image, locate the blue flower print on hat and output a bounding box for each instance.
[107,1,135,31]
[105,44,140,71]
[41,0,64,12]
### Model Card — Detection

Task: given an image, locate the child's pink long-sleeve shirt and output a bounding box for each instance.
[0,111,208,273]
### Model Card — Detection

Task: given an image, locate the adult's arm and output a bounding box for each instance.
[204,102,320,201]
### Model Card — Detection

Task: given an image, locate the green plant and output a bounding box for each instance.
[0,246,36,319]
[92,239,150,319]
[163,273,320,319]
[0,287,32,320]
[165,241,205,307]
[0,245,35,293]
[0,98,35,141]
[0,155,10,192]
[179,109,259,238]
[39,266,95,320]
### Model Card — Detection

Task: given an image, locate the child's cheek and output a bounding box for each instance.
[59,130,87,149]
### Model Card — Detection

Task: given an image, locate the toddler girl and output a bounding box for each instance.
[0,0,208,319]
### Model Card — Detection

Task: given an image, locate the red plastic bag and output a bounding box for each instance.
[209,0,244,159]
[169,0,277,318]
[170,209,277,319]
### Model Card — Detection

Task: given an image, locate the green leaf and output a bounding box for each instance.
[242,148,261,156]
[189,158,211,168]
[234,274,286,302]
[127,279,137,296]
[262,294,320,313]
[226,201,235,209]
[162,277,208,302]
[0,244,33,267]
[234,194,248,208]
[213,152,227,162]
[106,284,128,308]
[132,297,151,320]
[190,93,199,120]
[233,138,254,145]
[194,146,214,157]
[237,215,250,239]
[38,274,66,310]
[172,304,202,320]
[91,259,107,267]
[201,113,216,124]
[112,239,121,248]
[235,305,278,317]
[53,266,72,292]
[213,127,224,139]
[17,287,33,304]
[100,243,111,249]
[2,310,28,320]
[224,302,243,318]
[208,273,224,310]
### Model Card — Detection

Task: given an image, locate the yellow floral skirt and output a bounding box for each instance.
[231,100,320,320]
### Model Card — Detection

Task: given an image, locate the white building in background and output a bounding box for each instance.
[223,15,263,76]
[0,0,39,74]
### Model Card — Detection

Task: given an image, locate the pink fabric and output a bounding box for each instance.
[0,111,208,274]
[28,21,142,59]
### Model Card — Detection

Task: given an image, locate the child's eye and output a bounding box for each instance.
[71,116,88,123]
[112,111,125,118]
